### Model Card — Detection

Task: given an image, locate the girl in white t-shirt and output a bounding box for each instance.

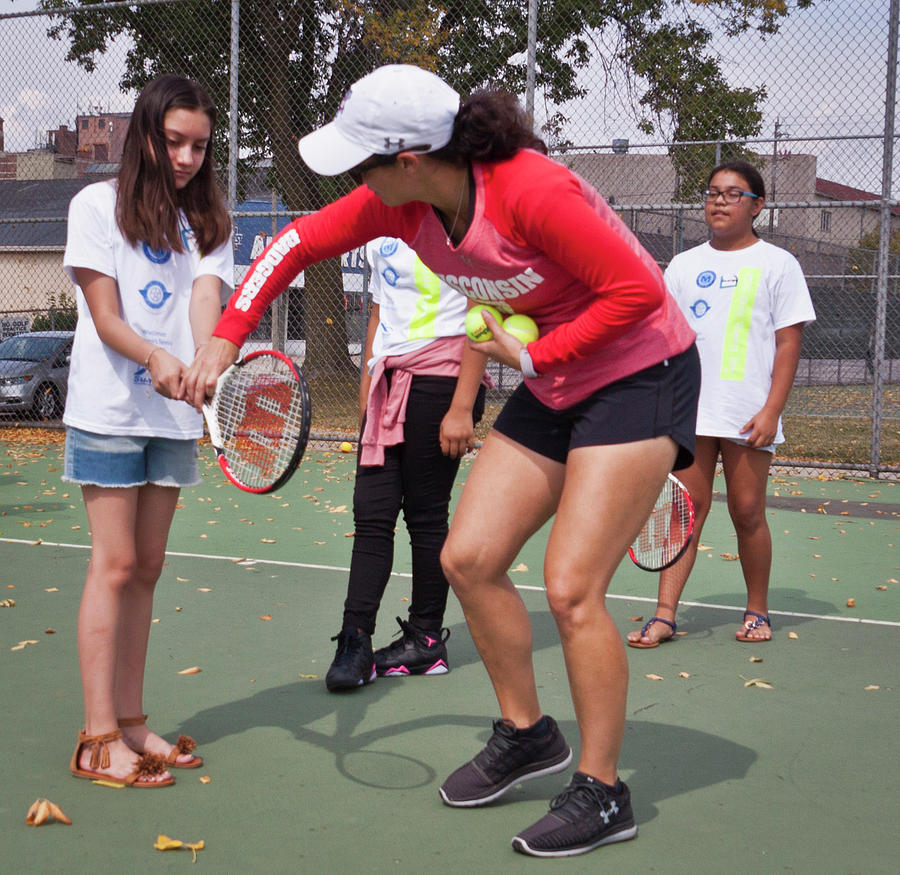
[628,160,815,648]
[63,76,233,787]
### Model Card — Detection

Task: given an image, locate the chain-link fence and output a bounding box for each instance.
[1,0,898,477]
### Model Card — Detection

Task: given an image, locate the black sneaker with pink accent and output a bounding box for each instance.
[374,617,450,677]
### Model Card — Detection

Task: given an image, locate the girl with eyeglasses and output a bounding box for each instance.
[628,159,815,649]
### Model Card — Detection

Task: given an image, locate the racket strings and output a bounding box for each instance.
[630,477,693,570]
[213,358,307,489]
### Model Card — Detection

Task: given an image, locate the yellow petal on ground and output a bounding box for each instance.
[176,577,190,582]
[630,616,643,622]
[329,505,348,513]
[697,544,713,551]
[178,666,202,675]
[260,538,276,543]
[510,563,529,572]
[788,631,799,639]
[645,674,664,681]
[154,835,184,851]
[199,775,212,784]
[864,685,880,691]
[749,656,763,663]
[846,598,855,607]
[260,615,273,621]
[720,552,739,561]
[197,588,212,593]
[44,587,58,592]
[299,673,318,679]
[743,677,774,689]
[678,672,691,678]
[876,585,888,591]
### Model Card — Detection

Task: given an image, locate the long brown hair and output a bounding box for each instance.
[116,75,231,256]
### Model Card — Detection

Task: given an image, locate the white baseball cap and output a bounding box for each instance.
[298,64,460,176]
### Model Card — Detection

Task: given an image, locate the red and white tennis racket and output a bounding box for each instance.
[628,473,695,572]
[202,350,311,493]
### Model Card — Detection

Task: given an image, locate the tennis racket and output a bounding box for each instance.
[202,349,311,493]
[628,473,695,572]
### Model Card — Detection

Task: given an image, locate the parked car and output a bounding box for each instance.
[0,330,74,421]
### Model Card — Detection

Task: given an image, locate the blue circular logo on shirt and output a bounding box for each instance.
[381,267,399,287]
[139,281,172,309]
[690,299,711,318]
[379,238,399,257]
[696,270,716,288]
[142,243,171,264]
[697,270,716,289]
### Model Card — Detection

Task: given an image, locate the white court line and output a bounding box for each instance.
[4,536,899,629]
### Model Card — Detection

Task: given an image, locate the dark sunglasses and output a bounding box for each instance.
[347,153,400,185]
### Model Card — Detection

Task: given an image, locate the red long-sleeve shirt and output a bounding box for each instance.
[216,149,695,409]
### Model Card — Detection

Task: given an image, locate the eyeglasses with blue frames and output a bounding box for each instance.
[703,187,760,204]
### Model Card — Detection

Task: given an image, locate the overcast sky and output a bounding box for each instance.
[2,0,896,194]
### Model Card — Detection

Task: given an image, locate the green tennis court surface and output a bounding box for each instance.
[2,434,898,872]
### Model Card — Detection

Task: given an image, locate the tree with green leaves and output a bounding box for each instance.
[40,0,812,372]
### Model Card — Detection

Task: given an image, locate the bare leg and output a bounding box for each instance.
[77,486,171,783]
[114,484,198,763]
[626,437,720,646]
[547,438,676,783]
[442,432,564,729]
[719,441,774,641]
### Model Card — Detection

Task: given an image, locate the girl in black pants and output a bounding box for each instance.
[326,237,488,691]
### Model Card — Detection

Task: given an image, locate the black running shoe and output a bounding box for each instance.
[325,629,376,692]
[511,772,637,857]
[439,716,572,807]
[374,617,450,677]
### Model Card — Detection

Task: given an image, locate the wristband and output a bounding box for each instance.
[144,347,161,370]
[519,346,539,379]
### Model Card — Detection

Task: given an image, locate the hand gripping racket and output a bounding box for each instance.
[628,473,695,572]
[202,350,311,493]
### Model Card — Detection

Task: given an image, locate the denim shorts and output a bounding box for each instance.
[63,426,200,488]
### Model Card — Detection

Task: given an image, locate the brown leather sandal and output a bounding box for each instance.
[118,714,204,769]
[70,728,175,787]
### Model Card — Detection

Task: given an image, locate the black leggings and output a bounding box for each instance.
[342,374,485,635]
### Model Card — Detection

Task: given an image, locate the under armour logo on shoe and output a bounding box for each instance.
[599,801,619,824]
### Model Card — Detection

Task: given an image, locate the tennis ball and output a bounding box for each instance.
[339,441,353,453]
[503,314,539,345]
[465,305,504,342]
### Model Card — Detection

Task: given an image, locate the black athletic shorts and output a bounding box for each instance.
[493,344,700,470]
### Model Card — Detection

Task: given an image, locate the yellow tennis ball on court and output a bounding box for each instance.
[503,314,539,345]
[465,305,504,342]
[340,441,353,453]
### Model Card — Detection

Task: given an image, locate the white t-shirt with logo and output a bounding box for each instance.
[664,239,815,444]
[366,236,467,369]
[63,180,234,438]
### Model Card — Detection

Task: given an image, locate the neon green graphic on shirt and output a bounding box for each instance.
[409,255,442,340]
[720,266,761,381]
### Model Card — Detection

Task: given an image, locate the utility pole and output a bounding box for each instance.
[769,118,782,234]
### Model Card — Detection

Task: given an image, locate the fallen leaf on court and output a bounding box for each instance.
[344,532,354,538]
[816,505,827,514]
[697,544,713,551]
[720,552,739,561]
[749,656,763,663]
[152,618,160,624]
[11,639,39,651]
[876,585,888,591]
[329,505,348,513]
[788,631,799,639]
[176,577,190,582]
[299,673,318,679]
[630,616,643,622]
[888,578,898,584]
[44,628,55,634]
[645,674,664,681]
[231,557,246,563]
[153,835,205,862]
[846,598,855,607]
[314,541,326,545]
[26,798,71,826]
[44,587,58,592]
[0,599,14,607]
[812,554,822,559]
[178,666,202,675]
[510,563,529,572]
[743,677,774,689]
[197,588,212,593]
[260,615,272,621]
[260,538,276,544]
[199,776,211,784]
[678,672,690,678]
[864,685,880,691]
